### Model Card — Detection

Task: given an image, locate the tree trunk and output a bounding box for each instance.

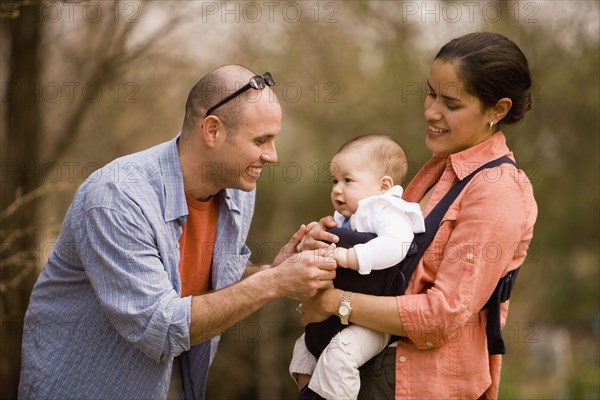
[0,5,42,397]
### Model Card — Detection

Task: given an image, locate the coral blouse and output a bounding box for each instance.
[395,132,538,399]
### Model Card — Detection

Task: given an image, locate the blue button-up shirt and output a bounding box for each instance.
[19,135,255,399]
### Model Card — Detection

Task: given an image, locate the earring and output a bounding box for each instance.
[489,121,494,130]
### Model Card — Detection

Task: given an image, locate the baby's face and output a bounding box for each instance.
[330,149,385,218]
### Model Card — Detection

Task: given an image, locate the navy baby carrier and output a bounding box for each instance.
[304,156,520,357]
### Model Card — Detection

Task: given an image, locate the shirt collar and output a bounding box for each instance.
[159,133,244,222]
[218,188,243,214]
[444,132,512,180]
[159,134,188,222]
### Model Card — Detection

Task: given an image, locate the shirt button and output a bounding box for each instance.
[466,252,474,261]
[426,341,433,347]
[398,355,407,363]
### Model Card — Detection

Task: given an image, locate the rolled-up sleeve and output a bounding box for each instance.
[80,205,191,362]
[397,169,527,350]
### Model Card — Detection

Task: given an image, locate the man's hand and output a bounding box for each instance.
[272,224,307,267]
[189,243,335,345]
[296,216,339,252]
[272,247,337,300]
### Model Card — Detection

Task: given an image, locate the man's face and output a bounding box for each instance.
[215,93,281,192]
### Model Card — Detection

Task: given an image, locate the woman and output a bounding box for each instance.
[298,32,538,399]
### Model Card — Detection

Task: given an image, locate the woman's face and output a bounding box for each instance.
[423,59,496,154]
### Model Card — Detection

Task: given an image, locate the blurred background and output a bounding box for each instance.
[1,0,598,398]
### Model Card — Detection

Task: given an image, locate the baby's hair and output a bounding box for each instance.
[336,134,408,185]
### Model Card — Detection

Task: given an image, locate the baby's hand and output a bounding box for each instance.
[332,247,359,270]
[332,247,347,268]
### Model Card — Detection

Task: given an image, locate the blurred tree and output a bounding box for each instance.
[0,1,186,396]
[0,4,42,395]
[484,2,600,397]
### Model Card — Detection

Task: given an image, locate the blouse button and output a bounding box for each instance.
[466,252,474,261]
[398,355,407,363]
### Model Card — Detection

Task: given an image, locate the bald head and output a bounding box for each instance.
[182,65,279,138]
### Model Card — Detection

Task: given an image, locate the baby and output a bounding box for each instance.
[290,134,425,399]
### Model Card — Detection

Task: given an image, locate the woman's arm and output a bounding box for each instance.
[301,288,408,337]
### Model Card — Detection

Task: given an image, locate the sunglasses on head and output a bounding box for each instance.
[205,72,275,118]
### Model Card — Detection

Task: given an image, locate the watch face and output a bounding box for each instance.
[339,305,350,316]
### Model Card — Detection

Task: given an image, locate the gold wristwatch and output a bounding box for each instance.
[337,291,353,325]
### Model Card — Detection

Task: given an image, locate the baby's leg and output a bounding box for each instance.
[309,326,391,400]
[289,333,317,389]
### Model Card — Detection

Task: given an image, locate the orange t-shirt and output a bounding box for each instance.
[178,192,219,298]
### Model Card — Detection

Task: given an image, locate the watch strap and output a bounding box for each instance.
[339,291,352,325]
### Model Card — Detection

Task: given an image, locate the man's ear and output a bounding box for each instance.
[379,176,394,192]
[201,115,222,148]
[491,97,513,123]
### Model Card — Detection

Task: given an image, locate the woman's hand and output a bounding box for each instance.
[299,288,342,326]
[297,216,339,252]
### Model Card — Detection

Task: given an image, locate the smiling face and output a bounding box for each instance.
[216,92,281,192]
[329,148,385,218]
[424,59,496,155]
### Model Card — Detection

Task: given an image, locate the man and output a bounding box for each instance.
[19,65,336,399]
